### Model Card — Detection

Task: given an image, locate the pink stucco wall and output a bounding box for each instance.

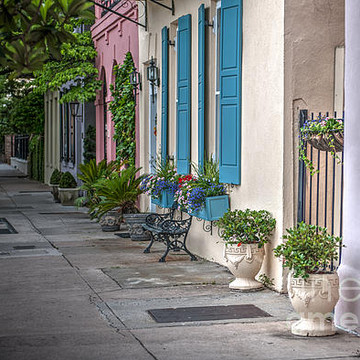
[91,2,139,166]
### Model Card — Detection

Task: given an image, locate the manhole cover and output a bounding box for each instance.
[13,245,36,250]
[148,304,271,323]
[0,218,17,234]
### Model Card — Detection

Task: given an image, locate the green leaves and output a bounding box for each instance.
[273,222,343,279]
[218,209,276,247]
[109,52,136,166]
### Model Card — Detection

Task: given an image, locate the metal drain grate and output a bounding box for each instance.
[148,304,271,323]
[13,245,36,250]
[0,218,17,234]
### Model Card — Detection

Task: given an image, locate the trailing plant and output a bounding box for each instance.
[140,158,179,198]
[273,222,343,279]
[50,169,62,185]
[218,209,276,248]
[83,125,96,163]
[90,166,144,220]
[175,158,226,213]
[258,274,275,288]
[59,171,77,188]
[109,52,136,165]
[299,116,344,175]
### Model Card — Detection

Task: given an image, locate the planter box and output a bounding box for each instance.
[151,190,175,208]
[58,188,79,206]
[190,195,229,221]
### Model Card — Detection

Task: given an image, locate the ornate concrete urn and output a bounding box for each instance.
[224,243,265,290]
[99,211,122,232]
[288,272,339,336]
[123,213,151,241]
[50,184,60,202]
[58,188,79,206]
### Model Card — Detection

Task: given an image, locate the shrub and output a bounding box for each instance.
[59,172,77,189]
[218,209,276,248]
[273,222,343,279]
[50,169,62,185]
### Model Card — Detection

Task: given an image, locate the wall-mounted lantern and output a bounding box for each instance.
[129,69,141,105]
[69,102,80,117]
[147,57,160,103]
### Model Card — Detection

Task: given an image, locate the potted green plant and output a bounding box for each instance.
[92,166,150,240]
[58,171,79,206]
[140,158,179,208]
[300,116,344,175]
[174,159,229,221]
[49,169,62,202]
[218,209,276,290]
[274,222,342,337]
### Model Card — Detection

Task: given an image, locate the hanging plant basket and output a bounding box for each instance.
[306,131,344,152]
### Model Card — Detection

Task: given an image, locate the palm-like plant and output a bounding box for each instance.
[90,166,144,220]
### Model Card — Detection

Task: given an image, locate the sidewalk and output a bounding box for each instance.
[0,164,359,360]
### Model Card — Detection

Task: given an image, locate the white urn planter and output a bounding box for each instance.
[50,184,60,202]
[99,211,122,232]
[288,272,339,337]
[224,243,265,290]
[58,188,79,206]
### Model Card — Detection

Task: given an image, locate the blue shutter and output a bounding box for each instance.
[219,0,242,184]
[198,4,205,170]
[177,14,191,174]
[161,26,169,163]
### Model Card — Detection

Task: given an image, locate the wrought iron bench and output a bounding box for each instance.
[142,212,196,262]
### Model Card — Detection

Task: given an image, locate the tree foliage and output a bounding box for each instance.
[0,0,94,76]
[34,20,101,103]
[109,52,136,166]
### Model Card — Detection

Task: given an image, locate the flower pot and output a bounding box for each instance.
[190,195,229,221]
[307,132,344,152]
[224,243,264,290]
[58,188,79,206]
[99,210,122,232]
[123,213,151,241]
[151,190,175,208]
[50,184,60,203]
[288,272,339,336]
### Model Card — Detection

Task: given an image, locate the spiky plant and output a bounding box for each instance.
[90,166,144,220]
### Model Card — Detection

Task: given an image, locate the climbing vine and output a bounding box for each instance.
[109,52,136,166]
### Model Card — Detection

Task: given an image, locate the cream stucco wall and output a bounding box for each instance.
[44,91,61,184]
[138,0,287,291]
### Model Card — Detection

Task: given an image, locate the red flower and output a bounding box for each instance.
[237,242,242,247]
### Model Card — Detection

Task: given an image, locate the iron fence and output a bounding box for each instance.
[14,135,29,160]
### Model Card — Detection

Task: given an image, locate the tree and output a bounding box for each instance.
[34,20,101,103]
[0,0,93,76]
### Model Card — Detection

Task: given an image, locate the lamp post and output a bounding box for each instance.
[147,57,160,103]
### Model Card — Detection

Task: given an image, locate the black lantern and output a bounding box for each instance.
[147,57,159,86]
[69,102,80,117]
[129,69,141,90]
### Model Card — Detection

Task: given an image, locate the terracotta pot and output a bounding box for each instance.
[99,210,122,232]
[123,213,151,241]
[288,272,339,336]
[223,243,264,290]
[58,188,79,206]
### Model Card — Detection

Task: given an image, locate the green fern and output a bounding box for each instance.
[90,166,144,220]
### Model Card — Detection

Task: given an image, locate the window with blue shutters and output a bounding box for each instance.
[198,4,205,170]
[161,26,169,163]
[176,14,191,174]
[219,0,242,184]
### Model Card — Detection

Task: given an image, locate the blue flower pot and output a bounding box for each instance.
[151,190,175,208]
[190,195,229,221]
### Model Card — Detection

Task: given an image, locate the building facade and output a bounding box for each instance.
[91,0,140,164]
[138,0,345,292]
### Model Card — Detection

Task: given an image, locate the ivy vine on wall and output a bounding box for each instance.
[109,52,136,166]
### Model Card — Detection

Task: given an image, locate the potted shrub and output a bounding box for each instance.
[175,159,228,221]
[49,169,62,202]
[140,158,179,208]
[58,172,79,206]
[274,222,342,337]
[91,166,151,240]
[218,209,276,290]
[300,116,344,175]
